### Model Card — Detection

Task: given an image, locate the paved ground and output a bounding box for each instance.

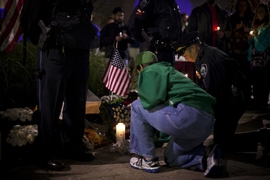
[0,109,270,180]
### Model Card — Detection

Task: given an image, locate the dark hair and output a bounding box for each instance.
[113,7,124,14]
[234,0,253,17]
[252,3,270,28]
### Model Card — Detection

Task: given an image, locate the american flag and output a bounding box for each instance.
[103,48,131,97]
[0,0,24,54]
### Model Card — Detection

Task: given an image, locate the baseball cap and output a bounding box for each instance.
[135,51,158,68]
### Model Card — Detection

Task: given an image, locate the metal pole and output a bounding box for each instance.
[22,34,26,66]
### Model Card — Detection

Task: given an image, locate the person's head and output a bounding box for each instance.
[256,3,269,21]
[113,7,124,23]
[253,3,270,27]
[135,51,158,74]
[234,0,252,16]
[250,0,260,7]
[207,0,216,6]
[174,31,202,62]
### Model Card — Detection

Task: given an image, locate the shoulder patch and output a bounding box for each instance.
[139,0,150,9]
[200,64,208,77]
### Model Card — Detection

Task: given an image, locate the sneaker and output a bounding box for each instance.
[204,144,224,177]
[130,157,160,173]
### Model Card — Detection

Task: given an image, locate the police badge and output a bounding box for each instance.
[200,64,208,77]
[139,0,150,9]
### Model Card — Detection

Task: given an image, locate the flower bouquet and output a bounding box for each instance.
[100,90,138,139]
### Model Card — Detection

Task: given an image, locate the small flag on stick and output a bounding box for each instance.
[103,47,131,97]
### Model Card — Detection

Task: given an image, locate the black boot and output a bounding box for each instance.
[46,157,65,171]
[63,141,96,161]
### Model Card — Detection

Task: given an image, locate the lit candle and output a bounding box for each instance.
[216,26,220,31]
[249,30,254,35]
[185,74,188,77]
[116,122,125,142]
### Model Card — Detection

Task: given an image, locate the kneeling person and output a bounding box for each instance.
[129,51,220,176]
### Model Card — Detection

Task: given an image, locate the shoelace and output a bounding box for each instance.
[135,158,143,167]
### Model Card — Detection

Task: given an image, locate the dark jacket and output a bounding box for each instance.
[127,0,182,43]
[41,0,95,49]
[100,22,135,59]
[187,2,231,53]
[195,43,247,100]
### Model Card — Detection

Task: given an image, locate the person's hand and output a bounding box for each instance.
[122,33,128,39]
[243,26,250,33]
[196,71,201,79]
[216,30,224,39]
[248,30,255,40]
[236,23,244,30]
[115,36,123,41]
[247,34,253,40]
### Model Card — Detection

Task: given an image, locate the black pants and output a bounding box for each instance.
[214,95,246,153]
[36,47,89,157]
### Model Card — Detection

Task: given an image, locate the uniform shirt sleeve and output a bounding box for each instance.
[124,25,135,45]
[138,69,167,109]
[198,51,227,97]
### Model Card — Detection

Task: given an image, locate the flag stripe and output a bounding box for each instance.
[0,0,24,53]
[116,69,129,95]
[102,48,131,97]
[1,0,22,37]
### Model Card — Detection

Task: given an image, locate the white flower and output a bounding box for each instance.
[6,124,38,147]
[0,107,34,122]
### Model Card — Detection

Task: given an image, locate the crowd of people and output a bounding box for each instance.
[14,0,270,178]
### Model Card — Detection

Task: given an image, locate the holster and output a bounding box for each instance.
[37,20,53,51]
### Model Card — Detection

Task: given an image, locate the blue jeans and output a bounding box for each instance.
[130,99,214,170]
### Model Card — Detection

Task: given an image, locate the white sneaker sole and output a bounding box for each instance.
[130,157,160,173]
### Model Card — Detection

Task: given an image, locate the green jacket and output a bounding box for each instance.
[248,24,270,61]
[138,62,216,115]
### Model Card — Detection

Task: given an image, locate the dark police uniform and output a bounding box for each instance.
[195,43,247,151]
[127,0,182,65]
[174,31,248,154]
[35,0,95,165]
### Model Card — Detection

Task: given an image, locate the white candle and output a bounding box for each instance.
[116,122,125,142]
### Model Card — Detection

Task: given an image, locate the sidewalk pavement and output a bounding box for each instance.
[0,109,270,180]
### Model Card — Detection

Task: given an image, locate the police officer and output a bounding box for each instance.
[174,31,248,159]
[127,0,182,66]
[33,0,96,170]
